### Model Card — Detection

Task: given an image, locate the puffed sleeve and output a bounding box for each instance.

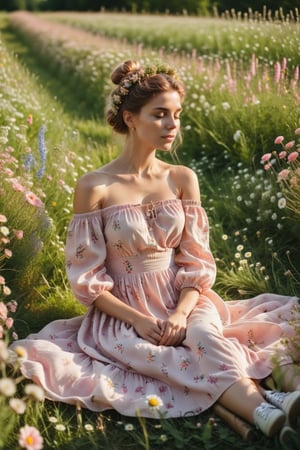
[65,211,114,306]
[174,200,216,293]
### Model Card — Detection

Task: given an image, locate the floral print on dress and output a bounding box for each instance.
[123,259,133,273]
[207,375,218,385]
[75,244,86,259]
[161,363,169,377]
[113,240,123,252]
[147,351,155,363]
[166,402,175,410]
[135,386,145,395]
[159,385,168,394]
[194,374,205,383]
[106,377,117,391]
[91,229,98,244]
[184,386,190,396]
[112,219,121,231]
[196,342,207,359]
[115,343,124,354]
[180,357,191,371]
[248,328,264,350]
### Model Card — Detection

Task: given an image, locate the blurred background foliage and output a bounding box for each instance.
[0,0,299,16]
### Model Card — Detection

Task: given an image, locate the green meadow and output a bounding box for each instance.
[0,10,299,450]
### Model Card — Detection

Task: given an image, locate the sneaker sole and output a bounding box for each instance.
[268,413,286,437]
[283,392,300,427]
[279,426,299,449]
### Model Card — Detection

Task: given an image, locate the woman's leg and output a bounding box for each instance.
[218,378,265,424]
[218,378,286,437]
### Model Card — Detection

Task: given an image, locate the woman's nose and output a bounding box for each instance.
[166,116,177,129]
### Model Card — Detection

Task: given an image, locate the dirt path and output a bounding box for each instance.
[9,11,143,54]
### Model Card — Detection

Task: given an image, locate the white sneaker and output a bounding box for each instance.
[264,390,300,427]
[253,402,286,437]
[279,425,299,449]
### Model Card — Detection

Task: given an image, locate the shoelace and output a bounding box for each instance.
[256,403,276,419]
[266,391,286,405]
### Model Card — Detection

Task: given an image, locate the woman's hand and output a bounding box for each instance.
[159,311,187,346]
[133,314,163,345]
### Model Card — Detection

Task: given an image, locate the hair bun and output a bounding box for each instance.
[111,60,142,85]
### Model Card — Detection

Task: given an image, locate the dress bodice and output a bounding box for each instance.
[65,199,216,306]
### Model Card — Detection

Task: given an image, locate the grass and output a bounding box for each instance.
[43,11,300,65]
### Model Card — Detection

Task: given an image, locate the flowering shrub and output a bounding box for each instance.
[261,128,300,220]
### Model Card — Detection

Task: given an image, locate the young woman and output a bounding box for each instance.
[12,60,300,440]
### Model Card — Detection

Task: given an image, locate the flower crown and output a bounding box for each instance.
[109,64,178,115]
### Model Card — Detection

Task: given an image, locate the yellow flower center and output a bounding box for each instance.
[26,436,34,445]
[15,346,26,357]
[148,397,159,407]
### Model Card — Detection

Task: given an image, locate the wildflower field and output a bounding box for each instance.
[0,9,300,450]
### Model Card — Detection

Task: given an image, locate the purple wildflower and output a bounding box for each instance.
[37,125,47,178]
[24,152,37,172]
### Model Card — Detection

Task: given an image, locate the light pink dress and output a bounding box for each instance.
[13,199,299,417]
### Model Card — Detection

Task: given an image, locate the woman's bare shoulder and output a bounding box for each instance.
[168,163,200,200]
[73,165,113,213]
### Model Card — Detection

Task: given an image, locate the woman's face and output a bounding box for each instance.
[129,90,182,151]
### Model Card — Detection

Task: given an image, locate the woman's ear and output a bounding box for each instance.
[123,110,136,129]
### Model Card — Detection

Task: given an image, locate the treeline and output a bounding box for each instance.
[1,0,299,16]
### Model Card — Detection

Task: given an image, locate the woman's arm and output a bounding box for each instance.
[94,291,163,345]
[159,287,200,346]
[159,166,203,346]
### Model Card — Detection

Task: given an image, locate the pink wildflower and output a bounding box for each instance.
[4,168,14,177]
[18,425,44,450]
[274,136,284,144]
[25,192,44,208]
[12,331,18,340]
[4,249,12,258]
[0,302,8,320]
[9,398,27,414]
[0,214,7,223]
[264,163,272,170]
[274,62,281,83]
[295,128,300,135]
[5,317,14,329]
[6,300,18,312]
[3,286,11,296]
[27,114,33,125]
[281,57,287,72]
[279,151,287,159]
[250,53,256,76]
[8,179,25,192]
[261,153,272,162]
[14,229,24,240]
[0,275,5,285]
[287,151,299,162]
[284,140,295,150]
[277,169,290,181]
